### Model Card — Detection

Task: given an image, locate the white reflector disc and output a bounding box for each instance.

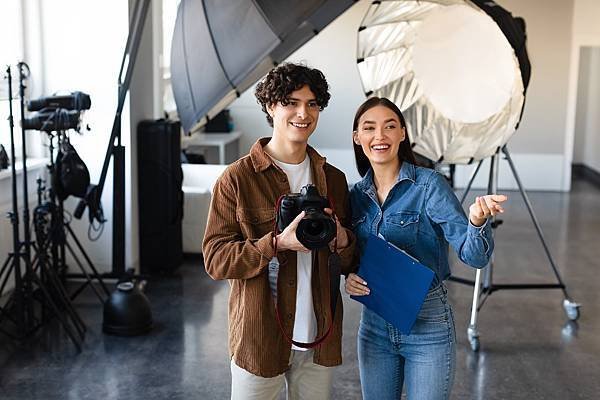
[412,5,515,124]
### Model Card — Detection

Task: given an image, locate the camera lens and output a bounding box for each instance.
[296,212,336,250]
[305,220,325,237]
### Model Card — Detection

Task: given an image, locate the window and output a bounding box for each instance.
[0,0,25,161]
[161,0,180,117]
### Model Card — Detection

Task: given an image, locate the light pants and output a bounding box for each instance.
[230,349,334,400]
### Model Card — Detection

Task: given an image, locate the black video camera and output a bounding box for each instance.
[277,184,336,250]
[27,91,91,112]
[22,91,91,132]
[22,109,81,131]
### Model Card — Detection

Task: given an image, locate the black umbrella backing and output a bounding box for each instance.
[170,0,355,133]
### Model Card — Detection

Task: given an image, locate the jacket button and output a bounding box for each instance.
[252,217,258,223]
[400,221,404,225]
[288,279,295,286]
[287,313,293,319]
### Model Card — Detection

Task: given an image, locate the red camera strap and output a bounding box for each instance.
[268,196,341,349]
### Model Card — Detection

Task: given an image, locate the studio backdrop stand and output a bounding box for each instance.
[448,145,581,351]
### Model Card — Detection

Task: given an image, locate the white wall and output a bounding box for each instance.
[573,47,591,164]
[228,0,583,191]
[563,0,600,187]
[573,47,600,173]
[579,48,600,173]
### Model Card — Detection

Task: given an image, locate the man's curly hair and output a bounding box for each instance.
[255,63,330,127]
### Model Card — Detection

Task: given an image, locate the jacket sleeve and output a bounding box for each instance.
[202,172,275,280]
[425,171,494,269]
[332,173,357,275]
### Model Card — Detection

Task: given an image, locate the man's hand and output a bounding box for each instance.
[468,194,508,227]
[275,211,310,252]
[324,208,349,251]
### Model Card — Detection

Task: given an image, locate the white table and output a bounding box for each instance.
[181,131,242,164]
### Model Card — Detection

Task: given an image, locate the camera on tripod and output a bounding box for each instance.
[22,91,91,131]
[277,184,336,250]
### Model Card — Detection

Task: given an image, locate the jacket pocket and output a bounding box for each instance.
[385,211,419,249]
[236,207,275,239]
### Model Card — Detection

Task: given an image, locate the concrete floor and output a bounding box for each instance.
[0,180,599,399]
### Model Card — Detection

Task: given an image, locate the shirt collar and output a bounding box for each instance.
[357,161,416,191]
[398,161,416,183]
[249,137,326,173]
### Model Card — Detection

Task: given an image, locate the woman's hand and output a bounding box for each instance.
[345,273,370,296]
[468,194,508,227]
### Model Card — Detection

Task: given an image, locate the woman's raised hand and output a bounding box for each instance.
[468,194,508,227]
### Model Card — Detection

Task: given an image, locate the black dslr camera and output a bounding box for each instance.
[277,184,336,250]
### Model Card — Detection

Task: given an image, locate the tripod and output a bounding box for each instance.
[0,64,84,351]
[449,145,581,351]
[39,131,110,303]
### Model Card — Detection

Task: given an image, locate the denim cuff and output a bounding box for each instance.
[468,218,492,255]
[468,218,490,235]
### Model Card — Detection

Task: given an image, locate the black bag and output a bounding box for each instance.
[53,140,90,201]
[0,144,9,170]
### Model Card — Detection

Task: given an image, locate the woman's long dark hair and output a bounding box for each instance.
[352,97,417,177]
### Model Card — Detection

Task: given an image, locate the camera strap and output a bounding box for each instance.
[268,196,341,349]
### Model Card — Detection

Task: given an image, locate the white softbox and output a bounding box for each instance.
[357,0,531,164]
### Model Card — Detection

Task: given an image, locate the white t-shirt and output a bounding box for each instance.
[272,155,316,351]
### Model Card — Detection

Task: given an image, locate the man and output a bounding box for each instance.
[203,62,356,400]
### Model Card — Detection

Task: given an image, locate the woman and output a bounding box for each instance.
[345,97,507,400]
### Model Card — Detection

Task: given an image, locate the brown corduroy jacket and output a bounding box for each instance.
[202,138,356,378]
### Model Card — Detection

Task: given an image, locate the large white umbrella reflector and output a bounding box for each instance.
[357,0,530,164]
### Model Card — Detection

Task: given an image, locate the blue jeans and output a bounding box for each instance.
[358,284,456,400]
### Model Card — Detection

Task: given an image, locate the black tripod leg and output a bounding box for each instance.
[33,237,53,322]
[460,159,485,205]
[33,234,86,337]
[27,271,83,352]
[501,146,571,299]
[64,240,106,303]
[0,254,15,297]
[0,294,18,325]
[37,260,87,338]
[65,223,110,297]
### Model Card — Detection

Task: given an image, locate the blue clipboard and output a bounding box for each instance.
[351,234,435,334]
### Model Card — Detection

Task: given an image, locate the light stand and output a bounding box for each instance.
[71,0,153,336]
[449,145,581,351]
[74,0,150,279]
[0,65,84,351]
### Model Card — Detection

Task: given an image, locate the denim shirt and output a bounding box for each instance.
[350,162,493,287]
